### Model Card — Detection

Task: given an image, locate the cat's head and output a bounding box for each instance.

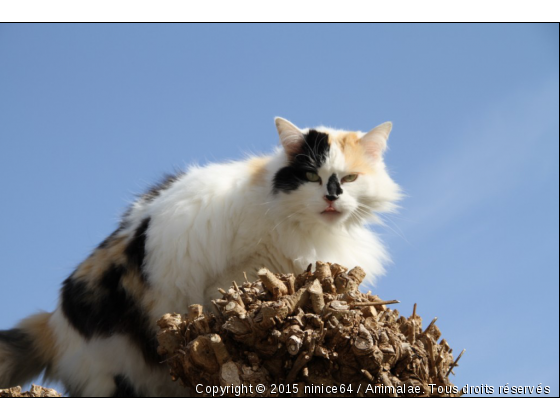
[271,117,401,228]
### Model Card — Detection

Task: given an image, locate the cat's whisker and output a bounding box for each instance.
[349,207,372,226]
[270,208,306,233]
[378,215,412,245]
[356,206,409,244]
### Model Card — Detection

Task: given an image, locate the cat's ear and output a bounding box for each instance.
[275,117,305,155]
[360,122,392,160]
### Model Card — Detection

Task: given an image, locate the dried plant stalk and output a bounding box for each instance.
[0,385,61,397]
[157,261,463,397]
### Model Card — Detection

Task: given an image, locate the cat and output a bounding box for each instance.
[0,117,401,397]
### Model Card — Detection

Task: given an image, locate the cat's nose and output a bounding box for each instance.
[324,195,339,202]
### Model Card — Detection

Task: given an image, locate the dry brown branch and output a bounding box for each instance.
[258,268,288,298]
[351,300,400,307]
[157,262,462,397]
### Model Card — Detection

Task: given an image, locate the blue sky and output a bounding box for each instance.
[1,24,558,396]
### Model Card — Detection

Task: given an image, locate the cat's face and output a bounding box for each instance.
[272,118,401,228]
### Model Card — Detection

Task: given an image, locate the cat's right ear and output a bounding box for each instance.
[275,117,304,156]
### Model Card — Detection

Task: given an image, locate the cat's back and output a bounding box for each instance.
[143,157,271,215]
[133,157,273,311]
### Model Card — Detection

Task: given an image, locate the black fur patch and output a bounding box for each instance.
[142,173,180,202]
[112,375,140,397]
[0,328,37,387]
[61,265,160,366]
[273,129,330,193]
[0,328,32,351]
[326,173,343,200]
[125,217,150,282]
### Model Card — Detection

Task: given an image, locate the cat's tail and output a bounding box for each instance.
[0,312,57,388]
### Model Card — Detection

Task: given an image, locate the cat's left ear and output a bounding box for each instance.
[360,122,392,160]
[275,117,305,156]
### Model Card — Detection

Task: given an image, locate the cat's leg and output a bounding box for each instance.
[49,308,182,397]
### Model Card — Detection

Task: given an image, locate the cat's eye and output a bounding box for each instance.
[342,174,358,183]
[306,172,321,182]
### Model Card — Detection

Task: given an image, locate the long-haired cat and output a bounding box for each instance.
[0,118,401,396]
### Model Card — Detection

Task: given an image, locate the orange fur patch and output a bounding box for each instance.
[142,295,157,313]
[248,156,271,186]
[121,268,148,301]
[17,312,58,366]
[74,233,150,303]
[74,234,128,283]
[330,131,375,174]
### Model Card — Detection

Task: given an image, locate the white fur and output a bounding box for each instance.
[138,124,401,324]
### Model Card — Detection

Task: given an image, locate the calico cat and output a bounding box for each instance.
[0,118,401,396]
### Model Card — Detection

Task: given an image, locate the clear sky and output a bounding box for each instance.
[1,24,558,397]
